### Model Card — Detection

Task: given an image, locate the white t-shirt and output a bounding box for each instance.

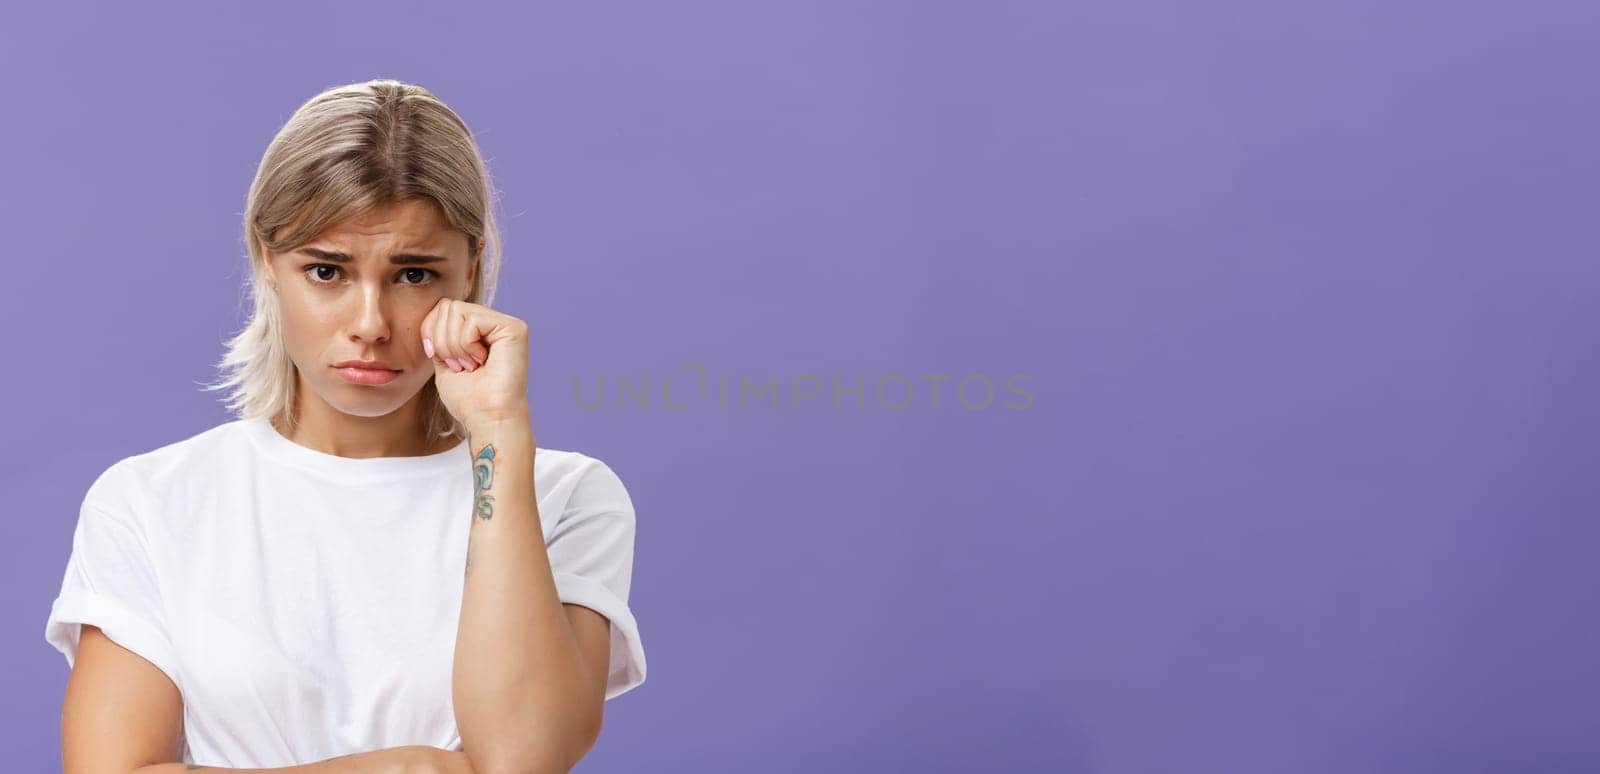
[43,416,646,768]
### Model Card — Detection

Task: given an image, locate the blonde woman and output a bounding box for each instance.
[43,79,646,773]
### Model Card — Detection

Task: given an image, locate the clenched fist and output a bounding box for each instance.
[420,298,531,428]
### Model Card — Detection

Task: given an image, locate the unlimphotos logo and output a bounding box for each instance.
[574,364,1034,411]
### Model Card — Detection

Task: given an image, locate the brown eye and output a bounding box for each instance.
[400,268,438,286]
[305,265,340,283]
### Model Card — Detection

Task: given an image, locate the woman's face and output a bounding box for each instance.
[263,198,477,420]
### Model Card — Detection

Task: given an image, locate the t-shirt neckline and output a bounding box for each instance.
[240,416,469,482]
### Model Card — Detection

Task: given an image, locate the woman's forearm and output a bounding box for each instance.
[452,411,599,774]
[131,744,418,772]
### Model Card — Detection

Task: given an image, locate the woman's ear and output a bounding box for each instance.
[262,245,280,290]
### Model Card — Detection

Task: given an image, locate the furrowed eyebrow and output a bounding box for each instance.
[296,247,450,265]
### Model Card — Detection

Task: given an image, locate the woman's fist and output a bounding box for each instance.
[420,298,530,428]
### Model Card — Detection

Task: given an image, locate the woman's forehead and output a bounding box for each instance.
[309,200,466,252]
[330,199,447,234]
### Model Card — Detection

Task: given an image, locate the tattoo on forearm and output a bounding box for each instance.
[464,434,499,581]
[472,439,497,522]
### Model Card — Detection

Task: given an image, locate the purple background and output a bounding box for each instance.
[5,1,1598,771]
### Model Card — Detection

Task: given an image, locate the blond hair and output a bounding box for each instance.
[201,79,503,441]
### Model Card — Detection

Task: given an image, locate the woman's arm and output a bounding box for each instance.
[133,745,478,773]
[131,745,422,773]
[451,412,606,774]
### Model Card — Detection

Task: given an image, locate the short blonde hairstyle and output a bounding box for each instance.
[202,78,503,442]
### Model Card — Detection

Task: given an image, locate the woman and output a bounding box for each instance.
[43,79,647,773]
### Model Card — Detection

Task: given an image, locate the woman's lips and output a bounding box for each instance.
[334,366,400,385]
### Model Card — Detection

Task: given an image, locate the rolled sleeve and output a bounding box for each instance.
[547,458,646,700]
[43,493,181,690]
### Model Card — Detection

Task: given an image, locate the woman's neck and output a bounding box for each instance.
[273,404,459,459]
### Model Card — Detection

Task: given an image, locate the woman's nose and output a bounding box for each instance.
[347,288,391,341]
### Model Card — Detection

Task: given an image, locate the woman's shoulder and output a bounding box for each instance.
[535,446,625,485]
[534,446,633,516]
[85,418,252,513]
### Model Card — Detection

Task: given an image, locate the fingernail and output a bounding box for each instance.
[447,357,463,371]
[424,338,434,358]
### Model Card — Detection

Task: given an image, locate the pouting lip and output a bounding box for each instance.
[332,360,401,371]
